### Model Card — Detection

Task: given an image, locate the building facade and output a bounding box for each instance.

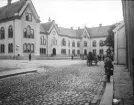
[113,21,126,64]
[0,0,111,59]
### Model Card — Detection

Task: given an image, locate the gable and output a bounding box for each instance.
[19,0,40,22]
[21,6,37,23]
[82,28,90,38]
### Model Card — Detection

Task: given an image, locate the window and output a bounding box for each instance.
[99,40,103,47]
[0,27,5,39]
[26,12,32,21]
[68,49,70,55]
[40,36,46,45]
[93,40,96,47]
[61,49,66,54]
[77,41,80,47]
[24,26,34,38]
[84,49,87,55]
[99,49,104,55]
[23,43,34,53]
[27,25,31,38]
[29,13,32,21]
[62,38,66,46]
[68,41,70,47]
[93,49,96,55]
[72,49,75,55]
[24,28,27,37]
[23,43,27,52]
[72,41,75,47]
[77,50,80,55]
[26,13,29,21]
[0,44,5,53]
[84,41,87,47]
[8,43,13,53]
[52,38,57,45]
[31,44,34,53]
[8,25,13,38]
[31,29,34,38]
[40,48,46,54]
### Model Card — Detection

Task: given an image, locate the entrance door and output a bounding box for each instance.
[84,49,87,55]
[53,48,56,55]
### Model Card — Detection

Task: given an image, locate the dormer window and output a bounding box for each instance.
[26,12,32,21]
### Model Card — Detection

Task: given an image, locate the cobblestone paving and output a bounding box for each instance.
[0,63,104,105]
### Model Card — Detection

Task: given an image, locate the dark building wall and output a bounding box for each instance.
[122,0,134,92]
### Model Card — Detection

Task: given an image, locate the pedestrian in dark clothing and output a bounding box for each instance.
[71,55,74,60]
[29,53,31,61]
[104,56,114,82]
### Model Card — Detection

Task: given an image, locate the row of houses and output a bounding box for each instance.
[0,0,109,57]
[0,0,126,65]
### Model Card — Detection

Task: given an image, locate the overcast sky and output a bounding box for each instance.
[0,0,123,28]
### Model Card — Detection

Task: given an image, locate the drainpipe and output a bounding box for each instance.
[46,32,48,56]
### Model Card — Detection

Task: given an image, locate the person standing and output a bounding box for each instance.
[29,53,31,61]
[104,56,114,82]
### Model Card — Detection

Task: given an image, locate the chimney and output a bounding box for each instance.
[99,24,102,27]
[7,0,12,5]
[48,17,51,22]
[71,27,73,30]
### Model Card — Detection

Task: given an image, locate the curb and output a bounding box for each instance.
[0,70,37,79]
[91,76,106,105]
[99,76,113,105]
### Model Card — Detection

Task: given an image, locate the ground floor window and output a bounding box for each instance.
[68,49,70,55]
[93,49,96,55]
[8,43,13,53]
[61,49,66,55]
[40,48,46,54]
[77,50,80,55]
[23,43,34,53]
[0,44,5,53]
[99,49,104,55]
[72,49,75,55]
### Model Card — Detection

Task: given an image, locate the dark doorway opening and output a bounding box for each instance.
[53,48,56,55]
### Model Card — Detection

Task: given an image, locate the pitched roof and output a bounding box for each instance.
[75,29,84,37]
[0,0,26,21]
[113,21,124,32]
[40,22,53,32]
[58,27,78,38]
[86,25,112,37]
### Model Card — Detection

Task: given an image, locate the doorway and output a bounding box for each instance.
[53,48,56,55]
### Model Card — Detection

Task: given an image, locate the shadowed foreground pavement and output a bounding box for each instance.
[0,63,104,105]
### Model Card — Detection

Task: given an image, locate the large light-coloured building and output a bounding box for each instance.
[113,21,126,64]
[0,0,111,59]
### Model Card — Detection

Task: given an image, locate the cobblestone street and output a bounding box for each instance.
[0,61,104,105]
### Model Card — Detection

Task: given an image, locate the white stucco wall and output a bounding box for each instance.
[0,21,14,56]
[114,26,126,64]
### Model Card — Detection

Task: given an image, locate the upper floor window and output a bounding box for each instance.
[8,43,13,53]
[26,12,32,21]
[8,25,13,38]
[93,40,96,47]
[68,41,70,47]
[84,41,87,47]
[51,37,57,45]
[62,38,66,46]
[23,25,34,38]
[0,27,5,39]
[77,41,80,47]
[99,40,103,47]
[72,41,75,47]
[0,44,5,53]
[40,36,46,45]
